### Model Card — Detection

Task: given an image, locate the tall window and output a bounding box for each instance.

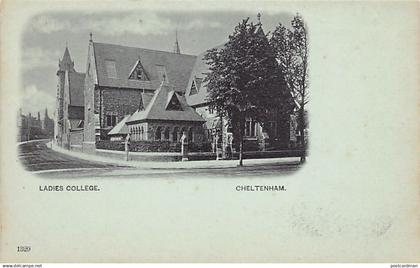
[172,127,179,142]
[105,60,117,78]
[188,127,193,142]
[164,127,170,140]
[106,114,117,127]
[155,126,162,141]
[245,119,256,137]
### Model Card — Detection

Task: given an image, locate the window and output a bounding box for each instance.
[128,60,149,81]
[164,127,170,140]
[172,127,179,142]
[166,93,182,110]
[105,60,117,78]
[106,115,117,127]
[188,127,193,142]
[156,65,168,82]
[245,119,256,137]
[155,126,162,141]
[189,80,198,95]
[268,121,277,136]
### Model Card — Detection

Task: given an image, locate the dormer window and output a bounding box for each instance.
[166,92,182,111]
[189,80,198,95]
[128,59,149,81]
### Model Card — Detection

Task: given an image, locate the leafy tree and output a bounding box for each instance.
[204,18,291,166]
[271,14,308,163]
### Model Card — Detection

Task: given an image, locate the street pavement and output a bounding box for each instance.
[18,140,302,178]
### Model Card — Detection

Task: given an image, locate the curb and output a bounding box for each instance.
[49,142,302,170]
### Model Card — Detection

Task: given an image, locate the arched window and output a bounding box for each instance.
[188,127,193,142]
[140,126,144,140]
[164,127,170,140]
[135,127,139,141]
[172,127,179,142]
[155,126,162,141]
[181,127,186,140]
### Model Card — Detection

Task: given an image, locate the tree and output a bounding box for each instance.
[271,14,309,163]
[292,14,309,163]
[204,18,290,166]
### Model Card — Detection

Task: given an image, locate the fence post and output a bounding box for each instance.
[181,131,189,161]
[125,133,131,161]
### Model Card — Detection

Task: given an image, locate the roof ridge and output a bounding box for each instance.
[93,42,197,57]
[142,82,165,119]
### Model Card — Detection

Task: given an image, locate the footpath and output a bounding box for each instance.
[50,142,302,170]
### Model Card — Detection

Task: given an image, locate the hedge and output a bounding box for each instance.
[96,140,213,153]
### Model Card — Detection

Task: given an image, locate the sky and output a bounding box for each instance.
[21,10,294,117]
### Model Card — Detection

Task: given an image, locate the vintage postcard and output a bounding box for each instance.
[0,0,419,263]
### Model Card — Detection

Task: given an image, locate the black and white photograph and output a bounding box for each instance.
[1,0,419,265]
[17,9,309,178]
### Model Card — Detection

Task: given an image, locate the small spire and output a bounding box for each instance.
[257,12,261,24]
[89,32,93,42]
[173,29,180,54]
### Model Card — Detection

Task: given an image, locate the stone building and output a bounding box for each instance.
[185,38,292,152]
[41,108,54,138]
[17,108,54,142]
[82,34,197,152]
[55,25,294,153]
[126,82,205,143]
[54,46,85,149]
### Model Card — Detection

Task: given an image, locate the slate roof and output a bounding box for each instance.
[108,115,131,136]
[127,82,205,124]
[93,42,197,92]
[68,72,85,107]
[139,92,154,110]
[185,44,224,107]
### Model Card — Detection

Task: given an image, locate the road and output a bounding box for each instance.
[18,140,301,178]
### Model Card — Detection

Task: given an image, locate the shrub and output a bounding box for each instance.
[96,140,181,152]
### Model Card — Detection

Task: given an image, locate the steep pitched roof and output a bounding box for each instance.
[185,51,210,106]
[93,42,196,92]
[59,46,75,72]
[108,115,131,136]
[68,71,85,107]
[127,83,205,124]
[139,92,154,110]
[185,44,224,107]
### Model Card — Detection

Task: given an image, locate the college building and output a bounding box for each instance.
[54,26,297,155]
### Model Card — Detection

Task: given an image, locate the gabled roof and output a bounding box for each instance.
[139,92,154,110]
[68,72,85,107]
[185,50,210,106]
[59,46,75,72]
[108,115,131,136]
[127,82,205,124]
[93,42,196,92]
[185,44,224,107]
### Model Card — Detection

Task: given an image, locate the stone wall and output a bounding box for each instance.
[99,87,142,127]
[70,130,84,146]
[83,41,97,151]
